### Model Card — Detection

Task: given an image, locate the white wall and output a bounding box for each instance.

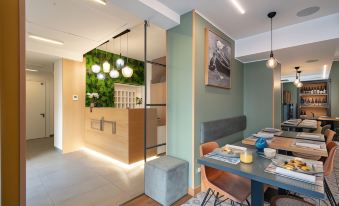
[26,70,54,136]
[54,59,63,150]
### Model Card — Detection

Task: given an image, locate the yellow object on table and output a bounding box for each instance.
[240,151,253,164]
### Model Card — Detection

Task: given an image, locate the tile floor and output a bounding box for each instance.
[26,137,144,206]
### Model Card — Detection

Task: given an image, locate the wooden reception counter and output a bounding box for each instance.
[85,108,157,164]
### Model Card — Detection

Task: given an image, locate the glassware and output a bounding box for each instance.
[240,151,253,164]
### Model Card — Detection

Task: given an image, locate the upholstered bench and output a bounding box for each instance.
[145,156,188,206]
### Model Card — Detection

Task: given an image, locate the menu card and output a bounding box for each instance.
[205,152,240,165]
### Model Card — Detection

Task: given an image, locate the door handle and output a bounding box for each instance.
[40,113,45,118]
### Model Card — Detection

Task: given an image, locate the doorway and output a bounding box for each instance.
[26,81,46,139]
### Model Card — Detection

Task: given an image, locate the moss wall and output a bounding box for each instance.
[84,49,144,107]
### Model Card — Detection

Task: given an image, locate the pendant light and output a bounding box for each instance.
[116,36,125,68]
[91,49,101,73]
[102,43,111,73]
[266,11,278,69]
[109,69,119,78]
[296,70,303,88]
[97,72,105,80]
[293,67,300,85]
[122,33,133,78]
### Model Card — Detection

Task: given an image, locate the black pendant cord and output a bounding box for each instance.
[270,17,273,53]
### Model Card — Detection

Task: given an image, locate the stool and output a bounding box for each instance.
[145,156,188,206]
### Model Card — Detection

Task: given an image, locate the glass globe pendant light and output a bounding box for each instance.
[109,69,119,78]
[91,49,101,73]
[97,73,105,80]
[296,70,303,88]
[293,67,300,85]
[116,37,125,68]
[266,12,278,69]
[122,33,133,78]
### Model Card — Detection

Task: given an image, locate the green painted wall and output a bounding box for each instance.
[330,61,339,118]
[167,12,194,187]
[193,13,244,187]
[84,49,144,107]
[244,61,281,137]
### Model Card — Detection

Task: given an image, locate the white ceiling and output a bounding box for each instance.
[26,0,142,61]
[158,0,339,39]
[238,38,339,80]
[26,51,59,72]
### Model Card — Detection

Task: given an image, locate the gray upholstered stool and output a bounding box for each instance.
[145,155,188,206]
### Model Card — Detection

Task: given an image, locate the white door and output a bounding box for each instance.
[26,81,46,139]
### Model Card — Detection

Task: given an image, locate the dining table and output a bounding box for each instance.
[281,119,318,132]
[197,143,325,206]
[275,131,325,142]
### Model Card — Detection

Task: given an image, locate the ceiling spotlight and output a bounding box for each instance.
[93,0,107,5]
[297,6,320,17]
[230,0,245,14]
[28,34,64,45]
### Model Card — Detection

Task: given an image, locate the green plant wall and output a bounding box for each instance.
[85,49,144,107]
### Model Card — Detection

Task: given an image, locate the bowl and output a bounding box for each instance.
[264,148,276,158]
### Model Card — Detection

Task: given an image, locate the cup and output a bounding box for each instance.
[264,148,276,159]
[240,151,253,164]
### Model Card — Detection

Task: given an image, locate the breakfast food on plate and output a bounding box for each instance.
[283,159,311,172]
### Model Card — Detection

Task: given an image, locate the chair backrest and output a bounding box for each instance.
[321,124,331,134]
[325,129,336,143]
[324,141,338,177]
[200,142,222,183]
[200,116,246,144]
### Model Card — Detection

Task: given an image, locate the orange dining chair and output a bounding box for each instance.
[321,124,331,134]
[272,141,338,206]
[200,142,251,206]
[324,129,336,143]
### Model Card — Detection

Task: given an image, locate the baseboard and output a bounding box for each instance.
[188,186,201,196]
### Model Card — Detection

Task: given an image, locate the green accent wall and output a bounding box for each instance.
[244,61,281,137]
[193,13,244,187]
[84,49,144,107]
[330,61,339,118]
[167,12,194,187]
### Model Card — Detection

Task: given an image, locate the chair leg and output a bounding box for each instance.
[214,192,220,206]
[324,179,337,206]
[246,199,251,206]
[201,188,211,206]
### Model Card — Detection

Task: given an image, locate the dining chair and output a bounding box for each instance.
[324,129,336,143]
[270,195,315,206]
[200,142,251,206]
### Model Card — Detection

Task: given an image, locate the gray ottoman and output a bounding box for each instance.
[145,156,188,206]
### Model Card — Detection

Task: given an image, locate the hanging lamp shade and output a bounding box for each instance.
[91,64,101,73]
[102,61,110,73]
[293,66,300,85]
[122,66,133,78]
[297,82,303,88]
[116,56,125,68]
[266,11,278,69]
[109,69,119,78]
[97,73,105,80]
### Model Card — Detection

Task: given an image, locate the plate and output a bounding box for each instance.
[262,128,281,133]
[213,148,240,158]
[271,158,320,175]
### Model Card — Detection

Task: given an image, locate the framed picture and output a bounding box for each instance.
[205,28,232,89]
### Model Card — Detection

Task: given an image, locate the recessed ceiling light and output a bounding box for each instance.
[297,6,320,17]
[26,69,38,72]
[230,0,245,14]
[93,0,107,5]
[306,59,319,63]
[29,34,64,45]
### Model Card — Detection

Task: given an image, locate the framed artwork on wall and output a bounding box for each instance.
[205,28,232,89]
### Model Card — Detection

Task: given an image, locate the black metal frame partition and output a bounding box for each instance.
[143,20,167,162]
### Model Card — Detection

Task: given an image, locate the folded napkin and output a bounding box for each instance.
[298,133,321,139]
[225,144,247,151]
[253,132,274,139]
[275,167,316,184]
[295,142,321,149]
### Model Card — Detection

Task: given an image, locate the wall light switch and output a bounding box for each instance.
[72,95,79,101]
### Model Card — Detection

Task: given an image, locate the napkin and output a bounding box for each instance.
[295,142,321,149]
[225,144,247,151]
[275,167,316,183]
[253,132,274,139]
[298,133,321,139]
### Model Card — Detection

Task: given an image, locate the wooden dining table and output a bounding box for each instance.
[197,143,325,206]
[242,136,328,157]
[275,131,325,142]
